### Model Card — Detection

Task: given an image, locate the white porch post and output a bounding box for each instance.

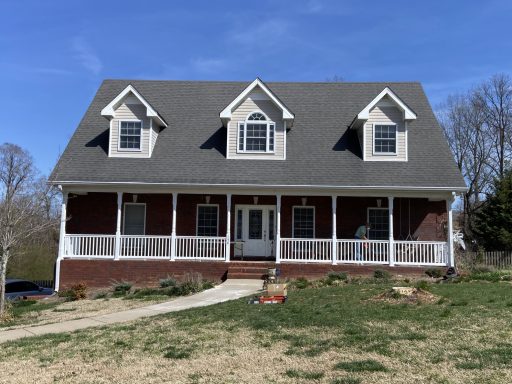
[332,195,337,265]
[55,190,68,292]
[114,192,123,260]
[447,194,455,267]
[388,196,395,266]
[275,194,281,264]
[170,193,178,261]
[225,193,232,262]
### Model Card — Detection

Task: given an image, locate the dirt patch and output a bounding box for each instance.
[368,287,440,304]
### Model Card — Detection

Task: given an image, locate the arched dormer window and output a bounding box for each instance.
[238,111,275,153]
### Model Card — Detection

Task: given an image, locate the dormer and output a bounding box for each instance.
[350,87,416,162]
[101,85,167,158]
[221,78,294,160]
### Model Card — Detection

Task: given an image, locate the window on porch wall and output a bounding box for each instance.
[293,207,315,238]
[367,208,389,240]
[196,205,219,236]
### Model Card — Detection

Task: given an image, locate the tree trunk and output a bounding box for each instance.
[0,248,8,316]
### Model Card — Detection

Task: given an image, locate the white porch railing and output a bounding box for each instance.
[62,235,448,266]
[394,241,447,266]
[175,236,226,260]
[64,234,116,258]
[120,235,172,259]
[337,240,389,264]
[280,238,332,262]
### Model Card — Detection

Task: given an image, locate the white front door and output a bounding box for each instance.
[234,205,275,257]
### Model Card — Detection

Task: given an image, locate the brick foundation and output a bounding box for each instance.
[59,259,437,289]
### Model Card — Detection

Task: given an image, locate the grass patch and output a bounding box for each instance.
[1,281,512,382]
[285,369,324,380]
[334,359,388,372]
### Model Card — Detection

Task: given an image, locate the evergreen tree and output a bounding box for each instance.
[474,168,512,250]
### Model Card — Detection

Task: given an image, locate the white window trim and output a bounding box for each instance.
[292,205,316,239]
[372,123,397,156]
[237,111,276,154]
[123,202,146,235]
[196,204,220,237]
[118,119,143,152]
[366,207,389,240]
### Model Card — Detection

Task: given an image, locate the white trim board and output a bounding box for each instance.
[101,84,167,127]
[220,78,294,123]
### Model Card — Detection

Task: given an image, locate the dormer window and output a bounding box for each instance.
[373,124,397,154]
[238,112,275,153]
[119,121,142,150]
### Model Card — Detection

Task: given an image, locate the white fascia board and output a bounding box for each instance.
[357,87,417,121]
[101,84,168,127]
[219,78,295,121]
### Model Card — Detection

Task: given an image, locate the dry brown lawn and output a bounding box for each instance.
[1,281,511,383]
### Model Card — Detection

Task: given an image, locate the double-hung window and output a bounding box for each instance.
[373,124,396,154]
[293,207,315,238]
[367,208,389,240]
[119,121,142,150]
[197,205,219,236]
[238,112,275,153]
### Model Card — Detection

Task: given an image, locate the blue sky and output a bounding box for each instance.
[1,0,511,175]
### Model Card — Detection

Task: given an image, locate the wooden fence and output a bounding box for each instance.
[461,250,512,269]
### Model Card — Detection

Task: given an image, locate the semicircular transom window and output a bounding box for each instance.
[248,112,266,121]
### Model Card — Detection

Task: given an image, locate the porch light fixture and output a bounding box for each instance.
[132,194,138,203]
[253,196,258,205]
[205,195,211,204]
[376,199,382,208]
[302,197,307,206]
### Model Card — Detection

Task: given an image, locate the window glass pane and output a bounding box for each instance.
[246,124,267,151]
[293,207,314,238]
[197,206,218,236]
[238,123,244,151]
[269,123,275,151]
[268,210,275,240]
[248,112,266,121]
[368,209,389,240]
[124,204,145,235]
[374,125,396,153]
[119,121,142,150]
[236,209,243,240]
[248,210,263,239]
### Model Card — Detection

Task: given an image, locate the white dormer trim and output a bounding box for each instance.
[220,78,294,124]
[101,84,167,127]
[357,87,417,121]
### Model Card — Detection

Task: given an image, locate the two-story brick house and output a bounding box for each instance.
[50,78,466,289]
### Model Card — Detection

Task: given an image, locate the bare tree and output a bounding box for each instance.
[474,73,512,178]
[0,143,55,315]
[438,92,493,238]
[325,75,344,82]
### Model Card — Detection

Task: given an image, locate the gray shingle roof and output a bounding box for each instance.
[49,80,466,191]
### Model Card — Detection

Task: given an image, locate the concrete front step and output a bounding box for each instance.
[227,264,275,280]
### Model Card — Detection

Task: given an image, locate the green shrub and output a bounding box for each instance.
[425,268,443,278]
[93,291,108,300]
[129,288,162,299]
[326,271,348,283]
[293,277,310,289]
[202,281,215,290]
[159,277,177,288]
[112,281,132,296]
[373,269,391,280]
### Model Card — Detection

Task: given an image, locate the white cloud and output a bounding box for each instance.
[72,36,103,75]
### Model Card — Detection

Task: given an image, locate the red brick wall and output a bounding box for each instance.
[67,192,117,234]
[66,193,447,241]
[59,259,431,289]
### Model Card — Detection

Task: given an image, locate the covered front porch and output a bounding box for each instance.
[58,191,455,268]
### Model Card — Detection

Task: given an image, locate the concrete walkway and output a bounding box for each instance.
[0,279,262,344]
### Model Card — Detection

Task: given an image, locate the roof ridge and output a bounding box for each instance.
[101,79,422,85]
